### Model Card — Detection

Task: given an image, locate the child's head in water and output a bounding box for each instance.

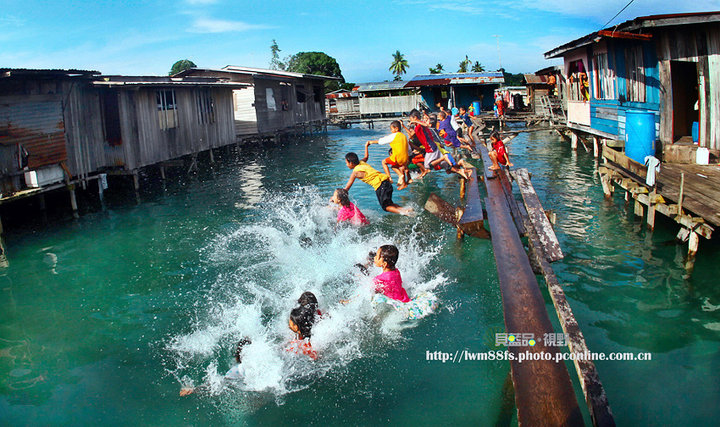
[234,337,252,363]
[331,188,351,207]
[374,244,399,270]
[298,291,318,311]
[289,306,315,339]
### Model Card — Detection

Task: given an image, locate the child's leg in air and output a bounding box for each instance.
[381,158,393,183]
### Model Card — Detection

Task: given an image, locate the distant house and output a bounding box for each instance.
[325,89,360,116]
[0,69,243,195]
[91,75,244,170]
[405,72,505,111]
[525,66,566,115]
[179,66,338,137]
[544,11,720,150]
[355,81,421,117]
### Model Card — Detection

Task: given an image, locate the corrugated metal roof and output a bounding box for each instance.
[355,81,410,92]
[544,11,720,59]
[406,72,504,86]
[0,97,67,168]
[92,75,250,88]
[222,65,341,81]
[524,74,549,84]
[0,68,99,78]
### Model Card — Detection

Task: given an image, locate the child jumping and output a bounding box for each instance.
[287,305,318,360]
[343,144,412,216]
[367,120,411,190]
[330,188,369,225]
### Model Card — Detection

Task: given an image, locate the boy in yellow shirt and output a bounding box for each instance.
[343,142,412,216]
[367,120,411,190]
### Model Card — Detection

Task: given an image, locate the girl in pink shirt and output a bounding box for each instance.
[330,188,369,226]
[372,245,410,302]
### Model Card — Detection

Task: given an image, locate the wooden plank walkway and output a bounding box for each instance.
[477,144,584,426]
[513,169,564,262]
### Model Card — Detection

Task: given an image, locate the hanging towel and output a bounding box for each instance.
[644,156,661,186]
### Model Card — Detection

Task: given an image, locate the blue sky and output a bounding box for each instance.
[1,0,718,83]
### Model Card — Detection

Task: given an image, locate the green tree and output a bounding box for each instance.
[285,51,345,91]
[458,55,471,73]
[429,63,445,74]
[169,59,196,76]
[500,68,526,86]
[269,39,284,70]
[389,50,409,81]
[471,61,485,72]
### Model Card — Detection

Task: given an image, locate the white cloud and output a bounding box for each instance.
[397,0,484,15]
[188,18,272,33]
[185,0,218,4]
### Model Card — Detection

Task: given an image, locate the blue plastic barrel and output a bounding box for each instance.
[625,110,656,163]
[692,121,699,143]
[472,101,481,115]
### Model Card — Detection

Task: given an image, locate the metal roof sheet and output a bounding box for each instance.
[355,81,410,92]
[524,74,549,84]
[406,72,504,86]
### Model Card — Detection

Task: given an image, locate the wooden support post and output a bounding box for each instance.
[624,190,629,203]
[69,186,79,218]
[571,132,578,151]
[209,148,215,164]
[600,174,613,198]
[677,172,685,217]
[688,231,699,257]
[634,199,644,217]
[160,166,166,180]
[647,189,656,230]
[460,177,466,200]
[39,193,47,211]
[593,137,600,158]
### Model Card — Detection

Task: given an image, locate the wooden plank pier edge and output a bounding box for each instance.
[598,147,714,258]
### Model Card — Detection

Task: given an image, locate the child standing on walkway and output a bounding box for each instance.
[343,144,412,216]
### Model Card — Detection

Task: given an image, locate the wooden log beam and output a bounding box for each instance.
[459,168,490,239]
[513,169,564,262]
[478,145,583,426]
[521,199,615,427]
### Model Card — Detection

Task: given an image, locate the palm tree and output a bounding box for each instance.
[471,61,485,72]
[389,50,409,80]
[458,55,471,73]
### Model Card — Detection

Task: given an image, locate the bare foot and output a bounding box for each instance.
[399,207,415,216]
[507,162,514,167]
[417,171,429,179]
[397,183,408,190]
[180,387,195,396]
[488,165,500,171]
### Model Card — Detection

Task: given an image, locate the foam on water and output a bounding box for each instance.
[165,186,447,407]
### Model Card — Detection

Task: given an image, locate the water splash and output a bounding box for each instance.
[165,186,447,405]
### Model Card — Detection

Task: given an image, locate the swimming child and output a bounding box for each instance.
[343,146,412,216]
[487,131,516,171]
[179,337,252,396]
[368,245,438,320]
[330,188,369,225]
[287,306,318,360]
[367,120,411,190]
[297,291,323,318]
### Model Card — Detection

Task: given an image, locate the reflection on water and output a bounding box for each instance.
[0,128,718,425]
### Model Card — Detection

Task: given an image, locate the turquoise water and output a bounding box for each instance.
[1,127,719,425]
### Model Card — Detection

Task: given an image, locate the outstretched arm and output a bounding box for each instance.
[360,141,370,163]
[344,171,357,191]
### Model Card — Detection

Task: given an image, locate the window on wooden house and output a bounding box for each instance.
[266,87,277,111]
[313,86,323,103]
[568,60,590,101]
[157,89,178,130]
[592,53,615,100]
[197,89,215,124]
[296,85,307,103]
[625,45,645,103]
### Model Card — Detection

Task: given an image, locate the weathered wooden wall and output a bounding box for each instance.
[114,87,235,170]
[63,82,108,177]
[358,94,420,114]
[233,88,258,136]
[656,22,720,149]
[254,77,326,134]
